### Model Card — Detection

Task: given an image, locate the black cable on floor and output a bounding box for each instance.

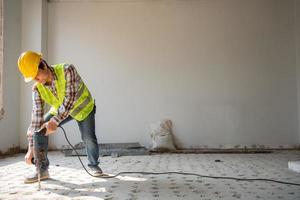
[59,126,300,186]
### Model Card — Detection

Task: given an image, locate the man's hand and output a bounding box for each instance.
[24,150,33,165]
[42,120,58,136]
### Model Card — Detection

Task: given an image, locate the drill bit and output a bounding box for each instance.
[35,149,41,190]
[38,169,41,190]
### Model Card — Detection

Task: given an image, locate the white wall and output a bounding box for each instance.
[19,0,299,149]
[45,0,299,149]
[0,0,21,153]
[19,0,48,149]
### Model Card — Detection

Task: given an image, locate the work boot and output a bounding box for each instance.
[89,165,103,177]
[24,169,50,184]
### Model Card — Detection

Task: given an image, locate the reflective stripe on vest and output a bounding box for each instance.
[36,64,94,121]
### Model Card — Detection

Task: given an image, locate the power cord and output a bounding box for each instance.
[59,126,300,186]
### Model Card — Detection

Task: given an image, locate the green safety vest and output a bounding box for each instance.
[36,64,94,121]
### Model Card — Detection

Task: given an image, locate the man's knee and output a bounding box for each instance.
[81,133,97,143]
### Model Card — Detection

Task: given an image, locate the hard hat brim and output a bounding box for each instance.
[24,76,34,82]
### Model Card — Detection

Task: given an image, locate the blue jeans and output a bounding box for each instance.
[33,105,99,171]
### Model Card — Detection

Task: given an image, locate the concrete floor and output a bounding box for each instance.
[0,151,300,200]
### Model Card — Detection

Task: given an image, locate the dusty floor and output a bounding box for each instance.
[0,151,300,200]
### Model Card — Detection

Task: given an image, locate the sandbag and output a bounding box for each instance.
[150,119,176,151]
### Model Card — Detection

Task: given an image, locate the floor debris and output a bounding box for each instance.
[0,151,300,199]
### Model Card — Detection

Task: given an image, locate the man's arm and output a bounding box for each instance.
[27,85,44,149]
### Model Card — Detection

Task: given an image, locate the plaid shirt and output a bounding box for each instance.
[27,64,82,147]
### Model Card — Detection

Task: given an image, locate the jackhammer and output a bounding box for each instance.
[31,127,48,190]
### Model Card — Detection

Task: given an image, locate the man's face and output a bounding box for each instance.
[34,62,48,85]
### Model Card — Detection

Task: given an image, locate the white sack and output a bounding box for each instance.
[150,119,176,151]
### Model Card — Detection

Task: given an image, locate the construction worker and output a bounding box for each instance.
[18,51,103,183]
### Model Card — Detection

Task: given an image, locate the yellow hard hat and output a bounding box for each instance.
[18,51,42,82]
